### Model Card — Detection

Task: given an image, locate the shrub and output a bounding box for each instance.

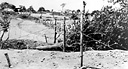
[66,6,128,51]
[0,39,45,49]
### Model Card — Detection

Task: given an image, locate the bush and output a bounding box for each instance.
[18,14,29,19]
[66,6,128,51]
[0,39,45,49]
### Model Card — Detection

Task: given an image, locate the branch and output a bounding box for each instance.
[56,33,61,39]
[83,34,114,50]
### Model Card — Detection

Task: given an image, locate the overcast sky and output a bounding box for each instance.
[0,0,120,12]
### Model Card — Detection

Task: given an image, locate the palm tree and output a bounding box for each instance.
[60,3,66,13]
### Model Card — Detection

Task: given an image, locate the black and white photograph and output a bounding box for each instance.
[0,0,128,69]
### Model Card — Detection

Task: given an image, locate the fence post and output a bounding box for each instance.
[54,18,57,43]
[80,1,86,67]
[44,34,48,43]
[4,53,12,68]
[63,17,66,52]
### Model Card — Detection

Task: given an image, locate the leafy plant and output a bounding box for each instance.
[66,4,128,51]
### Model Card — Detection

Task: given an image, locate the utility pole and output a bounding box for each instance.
[63,17,66,52]
[80,1,86,67]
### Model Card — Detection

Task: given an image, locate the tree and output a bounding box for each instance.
[19,5,27,14]
[0,2,16,11]
[70,13,79,20]
[27,6,36,13]
[38,7,45,12]
[0,10,12,42]
[77,9,81,13]
[10,4,16,10]
[66,0,128,51]
[0,3,14,42]
[70,10,79,25]
[0,2,9,10]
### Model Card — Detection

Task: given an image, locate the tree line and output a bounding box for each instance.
[0,2,50,13]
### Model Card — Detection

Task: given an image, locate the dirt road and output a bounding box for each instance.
[2,18,54,43]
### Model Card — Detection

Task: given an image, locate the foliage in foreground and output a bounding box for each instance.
[66,5,128,51]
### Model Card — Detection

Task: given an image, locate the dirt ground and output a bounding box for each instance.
[0,50,128,69]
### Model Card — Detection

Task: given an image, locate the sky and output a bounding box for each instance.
[0,0,120,12]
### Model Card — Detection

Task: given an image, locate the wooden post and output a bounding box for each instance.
[63,17,66,52]
[44,34,48,43]
[80,1,86,67]
[5,28,10,41]
[41,11,43,18]
[52,9,57,43]
[0,31,5,41]
[4,53,12,68]
[54,18,57,43]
